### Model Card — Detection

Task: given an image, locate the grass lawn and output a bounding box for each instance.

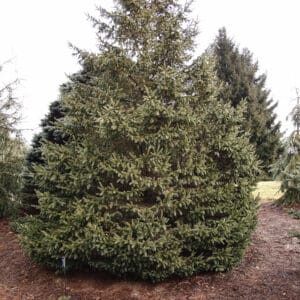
[253,181,282,202]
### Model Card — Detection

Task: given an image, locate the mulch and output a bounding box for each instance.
[0,202,299,300]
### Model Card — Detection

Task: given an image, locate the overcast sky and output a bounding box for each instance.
[1,0,299,143]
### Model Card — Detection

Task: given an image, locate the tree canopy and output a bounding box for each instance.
[19,0,258,282]
[0,61,24,217]
[271,89,300,204]
[210,28,282,177]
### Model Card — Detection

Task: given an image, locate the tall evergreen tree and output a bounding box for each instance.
[210,28,282,177]
[21,57,97,213]
[0,62,24,217]
[20,0,258,282]
[21,100,65,213]
[271,89,300,204]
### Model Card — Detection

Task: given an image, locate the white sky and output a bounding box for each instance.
[0,0,299,144]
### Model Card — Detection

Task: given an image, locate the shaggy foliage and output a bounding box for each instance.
[0,62,24,218]
[19,0,258,282]
[21,100,65,213]
[211,28,282,177]
[272,90,300,205]
[21,56,104,213]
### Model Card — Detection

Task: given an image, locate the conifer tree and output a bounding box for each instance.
[20,0,258,282]
[210,28,282,177]
[0,62,24,217]
[272,89,300,204]
[21,58,96,213]
[21,100,65,213]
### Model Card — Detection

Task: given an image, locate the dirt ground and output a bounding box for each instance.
[0,202,299,300]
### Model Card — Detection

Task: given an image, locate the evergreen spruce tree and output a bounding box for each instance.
[21,57,97,213]
[0,62,24,217]
[210,28,282,177]
[19,0,258,282]
[21,100,65,213]
[271,89,300,204]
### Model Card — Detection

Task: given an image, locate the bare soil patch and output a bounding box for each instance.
[0,202,299,300]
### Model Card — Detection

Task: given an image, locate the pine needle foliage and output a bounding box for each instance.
[21,100,65,213]
[272,90,300,205]
[210,28,282,177]
[19,0,258,282]
[0,62,24,217]
[21,58,99,213]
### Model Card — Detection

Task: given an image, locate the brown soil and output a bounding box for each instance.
[0,202,299,300]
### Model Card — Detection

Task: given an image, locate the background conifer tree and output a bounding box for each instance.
[210,28,282,177]
[21,100,65,213]
[21,56,97,213]
[20,0,258,282]
[271,89,300,204]
[0,62,24,217]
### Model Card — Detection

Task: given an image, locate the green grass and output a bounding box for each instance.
[253,181,283,202]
